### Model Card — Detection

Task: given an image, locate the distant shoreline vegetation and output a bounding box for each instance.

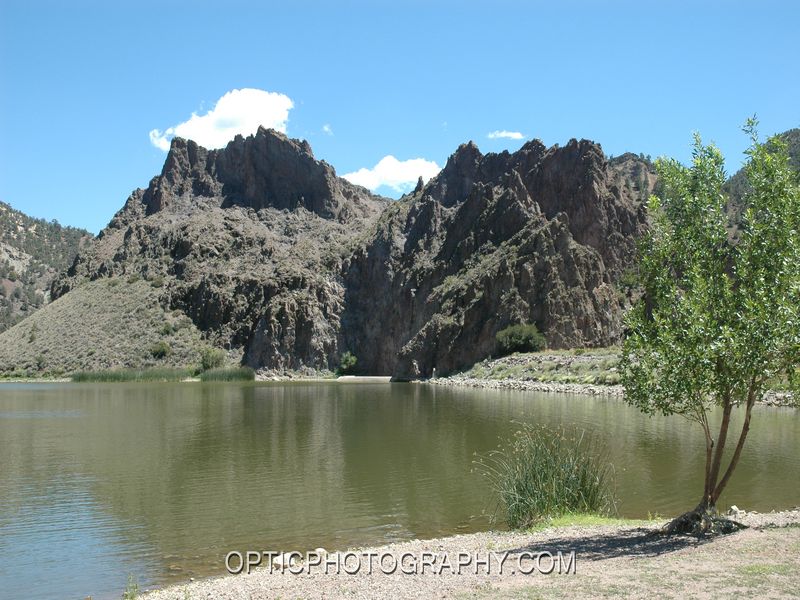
[69,366,255,383]
[198,367,255,382]
[1,346,794,395]
[71,367,192,382]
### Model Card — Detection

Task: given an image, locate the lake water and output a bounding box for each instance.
[0,381,798,599]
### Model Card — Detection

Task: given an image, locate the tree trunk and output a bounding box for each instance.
[713,379,758,503]
[696,403,713,506]
[659,381,760,537]
[706,394,732,504]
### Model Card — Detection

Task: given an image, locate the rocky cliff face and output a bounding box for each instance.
[48,127,653,378]
[342,139,652,379]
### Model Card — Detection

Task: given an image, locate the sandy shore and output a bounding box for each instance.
[143,509,800,599]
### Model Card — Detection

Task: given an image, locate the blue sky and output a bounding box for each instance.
[1,0,798,233]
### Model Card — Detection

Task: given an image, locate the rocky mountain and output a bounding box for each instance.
[0,201,92,332]
[342,140,653,378]
[46,128,388,374]
[0,126,654,377]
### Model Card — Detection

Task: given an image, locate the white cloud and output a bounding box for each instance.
[487,130,525,140]
[343,156,441,194]
[322,124,333,136]
[149,88,294,151]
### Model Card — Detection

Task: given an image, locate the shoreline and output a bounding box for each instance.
[425,350,796,407]
[0,377,72,383]
[429,376,625,397]
[142,508,800,599]
[429,376,796,407]
[0,374,794,407]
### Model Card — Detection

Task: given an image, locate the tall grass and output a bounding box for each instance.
[475,423,615,529]
[199,367,255,382]
[71,368,191,382]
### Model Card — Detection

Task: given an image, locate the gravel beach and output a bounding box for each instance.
[142,509,800,599]
[431,376,795,407]
[429,351,796,407]
[430,375,625,397]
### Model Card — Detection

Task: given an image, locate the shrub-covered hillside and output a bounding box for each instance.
[0,201,92,332]
[0,277,207,375]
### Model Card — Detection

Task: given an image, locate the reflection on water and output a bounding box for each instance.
[0,381,798,599]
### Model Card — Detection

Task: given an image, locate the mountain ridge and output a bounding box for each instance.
[2,127,654,377]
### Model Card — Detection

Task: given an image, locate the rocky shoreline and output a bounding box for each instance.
[429,376,625,397]
[142,508,800,599]
[429,355,796,408]
[430,376,797,406]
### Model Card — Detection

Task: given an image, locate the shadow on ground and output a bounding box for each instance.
[506,527,719,560]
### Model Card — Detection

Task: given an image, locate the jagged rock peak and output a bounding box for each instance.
[518,138,547,155]
[164,127,314,174]
[448,140,483,165]
[129,127,385,223]
[422,136,607,209]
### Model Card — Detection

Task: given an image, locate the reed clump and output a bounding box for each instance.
[71,368,191,382]
[199,367,255,382]
[476,423,615,529]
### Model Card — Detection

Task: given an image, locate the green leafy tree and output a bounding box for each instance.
[495,323,547,356]
[336,351,358,376]
[621,121,800,535]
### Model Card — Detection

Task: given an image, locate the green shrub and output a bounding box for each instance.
[336,351,358,376]
[122,573,139,599]
[199,346,226,371]
[495,324,546,356]
[199,367,255,382]
[150,341,172,359]
[172,317,191,331]
[475,424,615,529]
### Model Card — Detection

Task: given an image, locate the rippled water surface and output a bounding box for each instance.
[0,381,798,599]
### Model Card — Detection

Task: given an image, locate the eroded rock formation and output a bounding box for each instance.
[51,127,654,377]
